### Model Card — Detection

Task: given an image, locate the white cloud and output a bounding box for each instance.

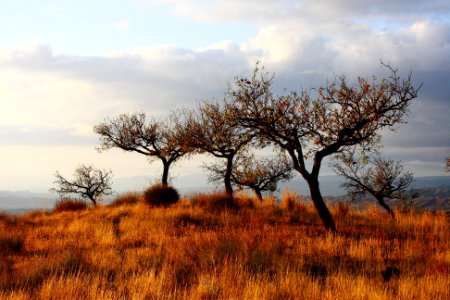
[1,16,449,145]
[1,0,449,191]
[0,43,253,147]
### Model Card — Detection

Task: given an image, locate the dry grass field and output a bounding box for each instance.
[0,190,448,299]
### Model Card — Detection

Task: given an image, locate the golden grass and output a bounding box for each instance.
[108,191,142,207]
[0,191,448,299]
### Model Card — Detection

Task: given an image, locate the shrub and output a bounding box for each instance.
[0,211,10,222]
[53,198,88,213]
[280,189,299,210]
[143,184,180,207]
[171,213,222,230]
[0,236,24,255]
[109,191,141,207]
[190,192,237,213]
[0,212,16,226]
[171,213,203,227]
[234,194,256,209]
[336,201,350,217]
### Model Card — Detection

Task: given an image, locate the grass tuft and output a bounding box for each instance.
[335,201,350,217]
[53,198,88,213]
[245,248,273,276]
[280,189,300,210]
[190,192,237,213]
[19,251,86,290]
[109,191,141,207]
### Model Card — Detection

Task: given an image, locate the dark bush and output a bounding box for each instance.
[143,184,180,207]
[0,236,24,255]
[53,198,88,213]
[171,213,203,227]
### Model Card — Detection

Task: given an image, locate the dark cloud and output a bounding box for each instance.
[414,70,450,103]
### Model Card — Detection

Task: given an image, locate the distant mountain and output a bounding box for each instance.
[0,191,56,213]
[0,175,448,213]
[407,186,450,211]
[278,176,450,211]
[280,175,450,198]
[411,176,450,188]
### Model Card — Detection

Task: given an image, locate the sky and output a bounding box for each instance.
[0,0,449,193]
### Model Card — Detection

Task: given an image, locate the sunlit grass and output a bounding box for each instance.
[0,190,448,299]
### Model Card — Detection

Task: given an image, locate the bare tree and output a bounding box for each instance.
[50,165,113,206]
[333,152,413,217]
[232,153,294,200]
[229,64,420,231]
[183,101,254,195]
[446,157,450,172]
[207,152,293,200]
[94,112,189,186]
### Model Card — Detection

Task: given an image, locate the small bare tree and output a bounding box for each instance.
[446,157,450,172]
[207,152,293,200]
[333,152,413,217]
[50,165,113,206]
[183,101,254,195]
[94,112,189,186]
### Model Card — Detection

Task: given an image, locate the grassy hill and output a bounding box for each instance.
[0,191,449,299]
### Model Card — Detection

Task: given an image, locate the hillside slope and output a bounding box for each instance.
[1,194,448,299]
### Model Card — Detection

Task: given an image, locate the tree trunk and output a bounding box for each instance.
[375,196,395,218]
[224,156,234,195]
[252,187,263,201]
[306,178,336,232]
[88,195,97,207]
[161,161,170,186]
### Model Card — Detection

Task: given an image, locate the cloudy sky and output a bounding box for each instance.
[0,0,449,192]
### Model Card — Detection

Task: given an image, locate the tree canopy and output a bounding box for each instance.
[333,152,413,216]
[183,101,254,194]
[229,64,420,230]
[233,152,293,200]
[207,152,293,200]
[94,112,190,185]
